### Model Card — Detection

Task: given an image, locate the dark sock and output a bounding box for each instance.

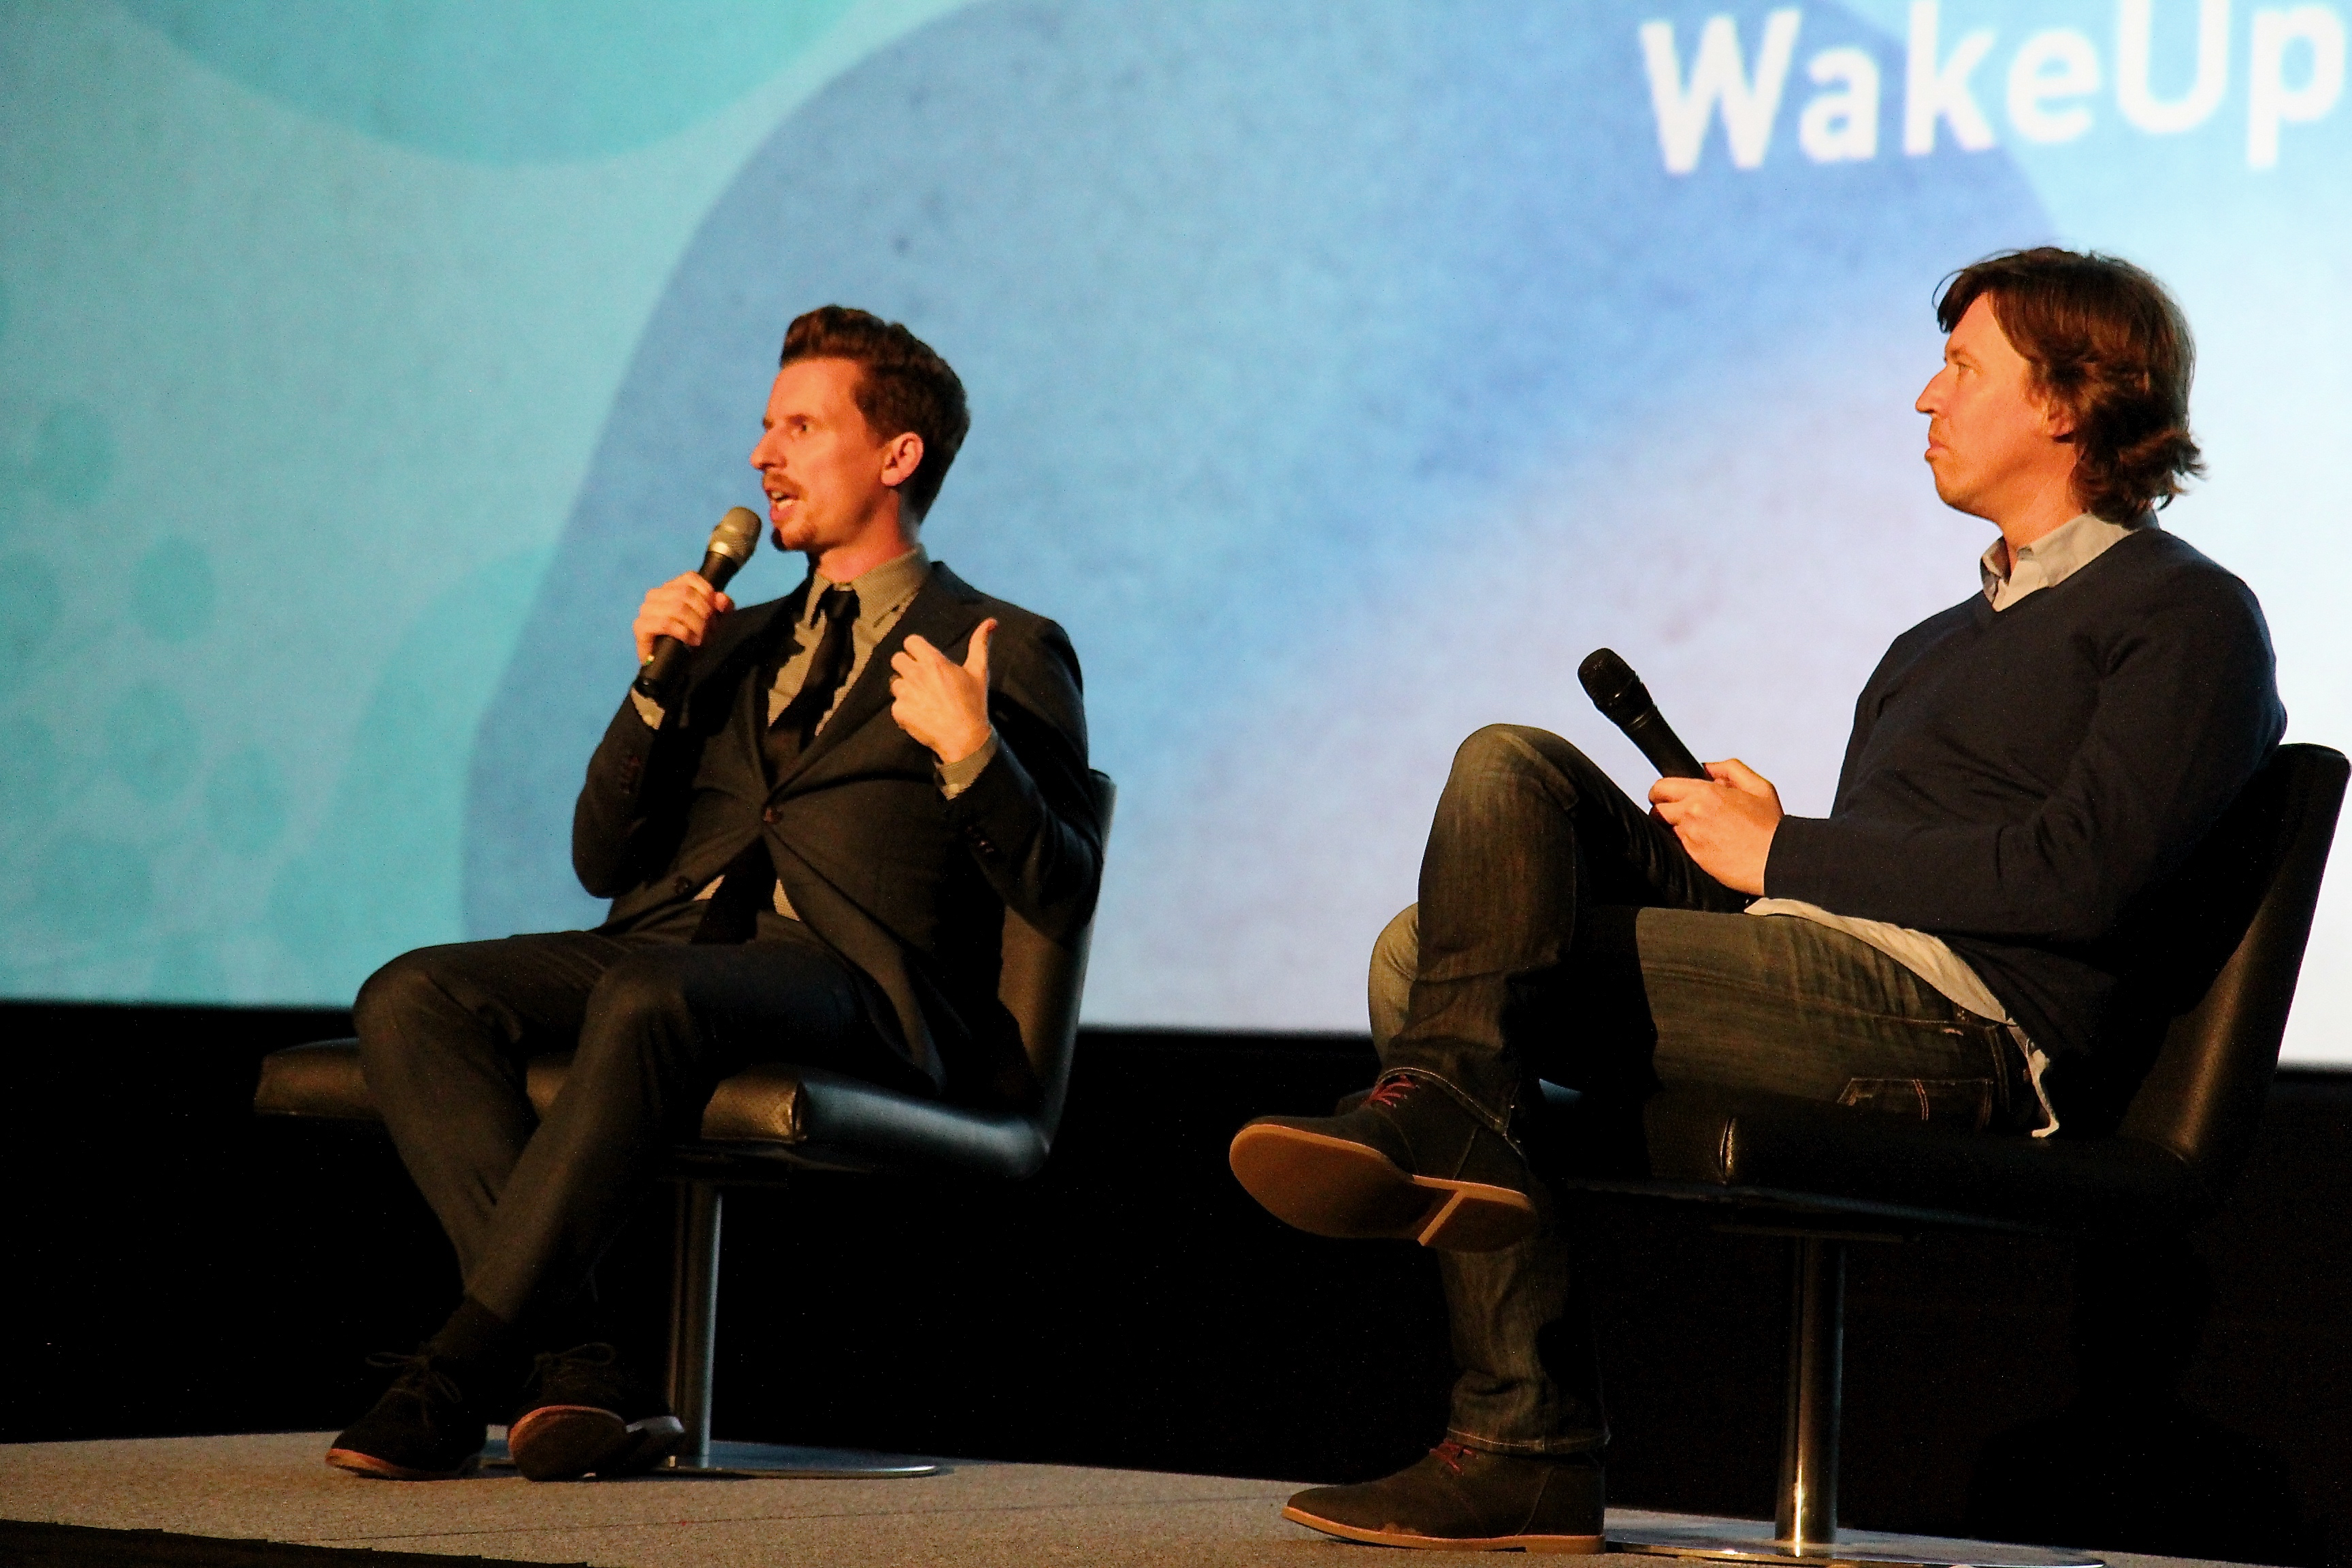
[510,1271,615,1356]
[425,1297,524,1394]
[540,1305,615,1353]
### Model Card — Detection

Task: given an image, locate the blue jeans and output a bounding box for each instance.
[1373,726,2034,1456]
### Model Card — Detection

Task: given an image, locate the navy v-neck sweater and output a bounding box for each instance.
[1765,526,2285,1068]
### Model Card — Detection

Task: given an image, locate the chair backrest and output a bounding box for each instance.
[996,770,1115,1143]
[2112,743,2346,1186]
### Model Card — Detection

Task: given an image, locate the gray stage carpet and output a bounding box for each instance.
[0,1432,2258,1567]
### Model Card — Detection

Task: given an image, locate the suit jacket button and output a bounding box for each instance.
[762,806,780,824]
[672,875,693,896]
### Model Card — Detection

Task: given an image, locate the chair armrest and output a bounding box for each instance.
[698,1065,1053,1183]
[252,1039,378,1123]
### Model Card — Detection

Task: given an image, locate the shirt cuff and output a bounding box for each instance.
[937,729,999,798]
[630,687,666,730]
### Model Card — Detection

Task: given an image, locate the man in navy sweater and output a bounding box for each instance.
[1230,249,2285,1552]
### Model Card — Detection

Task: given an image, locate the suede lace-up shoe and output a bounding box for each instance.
[326,1350,490,1480]
[507,1343,685,1482]
[1228,1072,1540,1251]
[1284,1441,1605,1552]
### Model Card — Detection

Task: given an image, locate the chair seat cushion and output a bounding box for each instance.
[254,1041,1050,1183]
[251,1040,385,1124]
[1541,1083,2210,1235]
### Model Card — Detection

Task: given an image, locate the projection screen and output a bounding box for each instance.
[1,0,2345,1062]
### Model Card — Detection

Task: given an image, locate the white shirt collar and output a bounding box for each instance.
[1979,512,2150,612]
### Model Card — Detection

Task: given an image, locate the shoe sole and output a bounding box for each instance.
[325,1447,481,1482]
[509,1406,687,1481]
[1228,1125,1537,1252]
[1282,1503,1603,1553]
[602,1415,688,1477]
[509,1405,625,1482]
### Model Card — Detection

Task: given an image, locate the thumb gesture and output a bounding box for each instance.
[964,618,996,689]
[888,618,998,768]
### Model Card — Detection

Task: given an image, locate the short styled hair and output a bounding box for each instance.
[779,306,970,520]
[1936,249,2204,522]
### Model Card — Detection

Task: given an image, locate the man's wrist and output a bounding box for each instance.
[1745,818,1778,896]
[930,721,994,770]
[938,729,1000,798]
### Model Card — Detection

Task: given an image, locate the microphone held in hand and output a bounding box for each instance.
[1578,648,1708,780]
[633,506,763,704]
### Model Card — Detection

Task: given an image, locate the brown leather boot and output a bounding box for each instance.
[1284,1441,1604,1552]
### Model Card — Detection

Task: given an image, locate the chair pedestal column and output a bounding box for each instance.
[1776,1236,1842,1550]
[667,1180,723,1465]
[644,1177,938,1478]
[1607,1235,2098,1567]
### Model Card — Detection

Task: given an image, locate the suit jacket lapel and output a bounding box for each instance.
[770,565,987,794]
[687,587,802,786]
[692,588,803,704]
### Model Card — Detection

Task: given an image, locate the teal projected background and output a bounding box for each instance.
[2,0,2347,1063]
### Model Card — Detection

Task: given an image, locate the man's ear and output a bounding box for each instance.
[880,430,926,489]
[2034,379,2078,443]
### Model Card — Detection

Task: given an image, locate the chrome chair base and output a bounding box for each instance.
[653,1439,940,1478]
[482,1435,939,1479]
[1608,1513,2100,1567]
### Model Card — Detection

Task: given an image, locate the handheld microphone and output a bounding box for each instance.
[633,506,763,703]
[1578,648,1709,780]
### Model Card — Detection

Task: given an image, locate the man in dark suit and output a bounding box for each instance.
[332,306,1101,1483]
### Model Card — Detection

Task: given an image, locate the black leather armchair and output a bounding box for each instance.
[1548,744,2345,1566]
[256,771,1115,1477]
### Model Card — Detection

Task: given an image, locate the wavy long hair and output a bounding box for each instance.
[1937,249,2203,523]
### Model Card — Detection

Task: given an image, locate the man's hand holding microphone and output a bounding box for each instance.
[632,506,762,705]
[628,504,995,770]
[1580,647,1780,896]
[633,574,734,667]
[1650,762,1781,897]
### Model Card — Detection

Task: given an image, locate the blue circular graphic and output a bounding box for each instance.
[35,834,153,943]
[0,714,63,830]
[130,537,219,645]
[29,404,113,510]
[204,742,290,856]
[107,683,201,804]
[0,553,60,661]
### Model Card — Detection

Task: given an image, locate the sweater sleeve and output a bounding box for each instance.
[1765,573,2284,943]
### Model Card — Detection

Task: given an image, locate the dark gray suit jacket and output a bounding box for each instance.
[571,563,1101,1107]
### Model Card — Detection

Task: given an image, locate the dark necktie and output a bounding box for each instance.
[693,585,860,944]
[761,584,860,782]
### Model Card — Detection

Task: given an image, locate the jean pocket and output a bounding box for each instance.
[1837,1077,1994,1131]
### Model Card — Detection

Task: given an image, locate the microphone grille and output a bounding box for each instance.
[708,506,762,564]
[1577,647,1647,723]
[1578,647,1632,700]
